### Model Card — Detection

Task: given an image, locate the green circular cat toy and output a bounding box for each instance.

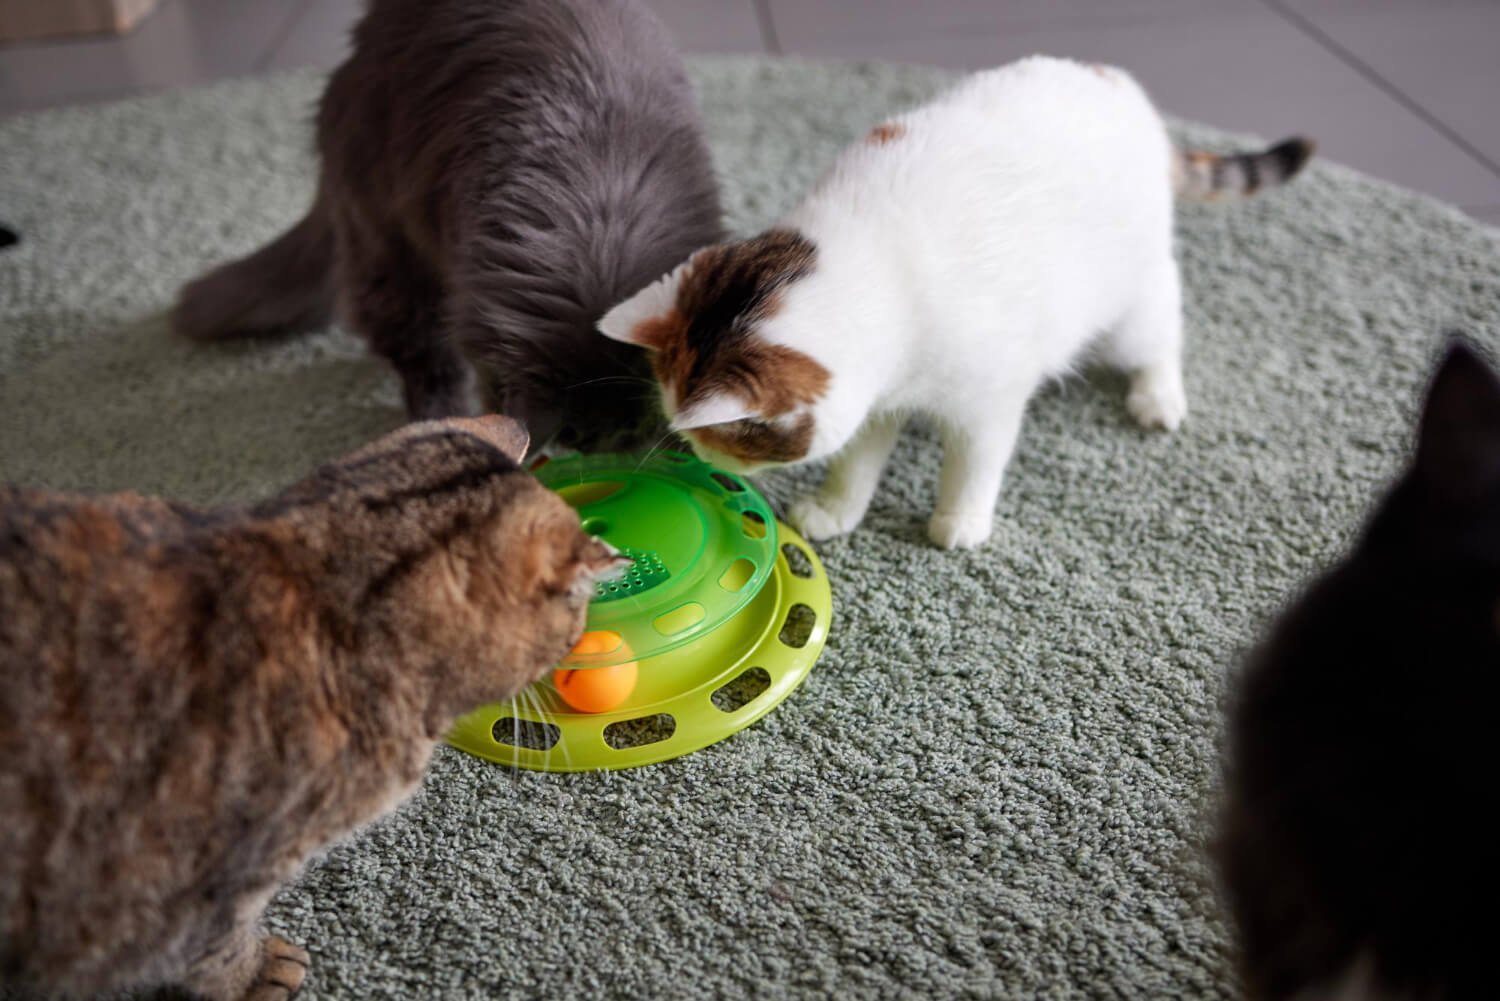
[447,452,832,772]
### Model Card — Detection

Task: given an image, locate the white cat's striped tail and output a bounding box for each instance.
[1171,137,1315,200]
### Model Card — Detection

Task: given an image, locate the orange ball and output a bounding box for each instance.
[554,631,637,713]
[571,630,625,657]
[554,661,638,714]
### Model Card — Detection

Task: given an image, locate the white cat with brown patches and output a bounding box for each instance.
[600,56,1312,548]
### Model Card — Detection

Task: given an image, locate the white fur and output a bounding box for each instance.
[615,57,1191,548]
[673,395,751,430]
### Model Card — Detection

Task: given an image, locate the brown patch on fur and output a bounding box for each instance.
[645,229,828,423]
[1089,62,1120,81]
[693,413,817,464]
[740,343,831,415]
[867,122,906,145]
[629,310,688,354]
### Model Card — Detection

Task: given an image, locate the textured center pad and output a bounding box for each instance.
[594,547,670,603]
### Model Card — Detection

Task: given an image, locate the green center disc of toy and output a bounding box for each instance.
[539,452,777,667]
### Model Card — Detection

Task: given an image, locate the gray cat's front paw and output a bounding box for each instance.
[928,509,992,549]
[242,936,309,1001]
[790,495,863,540]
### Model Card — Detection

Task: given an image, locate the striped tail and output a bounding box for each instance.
[1172,137,1315,201]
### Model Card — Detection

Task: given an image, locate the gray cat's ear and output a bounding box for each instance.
[598,257,693,348]
[1415,337,1500,504]
[446,415,530,463]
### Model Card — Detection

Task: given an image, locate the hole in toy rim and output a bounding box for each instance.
[778,604,816,649]
[712,667,772,713]
[580,517,609,536]
[742,510,767,539]
[604,713,676,749]
[711,472,746,493]
[653,602,706,636]
[491,718,560,750]
[781,543,814,579]
[557,480,624,508]
[718,558,756,592]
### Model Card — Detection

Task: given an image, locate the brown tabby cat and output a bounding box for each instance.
[0,415,623,1000]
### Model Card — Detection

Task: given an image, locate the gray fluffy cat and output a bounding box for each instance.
[174,0,723,452]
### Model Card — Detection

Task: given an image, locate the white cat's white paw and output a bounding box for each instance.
[790,495,863,541]
[927,509,993,549]
[1126,375,1188,431]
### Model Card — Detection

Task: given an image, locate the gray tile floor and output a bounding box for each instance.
[2,0,1497,222]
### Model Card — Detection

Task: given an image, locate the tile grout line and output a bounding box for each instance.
[752,0,781,56]
[1260,0,1500,181]
[255,0,317,74]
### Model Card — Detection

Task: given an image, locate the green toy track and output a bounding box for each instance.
[446,452,832,772]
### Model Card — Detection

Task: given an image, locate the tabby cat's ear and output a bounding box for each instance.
[1414,338,1500,504]
[597,257,693,349]
[445,415,530,463]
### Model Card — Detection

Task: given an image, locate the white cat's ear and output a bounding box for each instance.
[598,259,692,349]
[672,394,751,431]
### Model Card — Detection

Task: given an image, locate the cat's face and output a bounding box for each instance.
[498,338,667,455]
[597,230,840,474]
[281,416,626,706]
[1221,341,1500,1000]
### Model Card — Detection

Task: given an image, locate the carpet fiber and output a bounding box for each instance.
[2,58,1498,1000]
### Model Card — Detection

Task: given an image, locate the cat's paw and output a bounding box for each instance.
[1126,374,1188,431]
[928,510,993,549]
[790,495,862,540]
[242,936,309,1001]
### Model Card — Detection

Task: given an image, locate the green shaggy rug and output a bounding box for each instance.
[2,57,1498,1000]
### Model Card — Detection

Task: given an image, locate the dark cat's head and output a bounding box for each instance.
[256,415,625,712]
[495,335,666,456]
[597,229,842,473]
[1220,340,1500,1000]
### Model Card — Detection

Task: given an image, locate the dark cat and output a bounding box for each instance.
[1219,341,1500,1001]
[0,415,624,1000]
[173,0,723,452]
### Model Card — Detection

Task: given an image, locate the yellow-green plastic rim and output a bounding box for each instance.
[446,522,832,772]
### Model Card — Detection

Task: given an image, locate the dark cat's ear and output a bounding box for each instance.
[444,415,530,463]
[1413,338,1500,505]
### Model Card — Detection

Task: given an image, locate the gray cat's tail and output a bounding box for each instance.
[1171,137,1315,201]
[173,189,334,341]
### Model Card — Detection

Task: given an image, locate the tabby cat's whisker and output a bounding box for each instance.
[510,695,522,782]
